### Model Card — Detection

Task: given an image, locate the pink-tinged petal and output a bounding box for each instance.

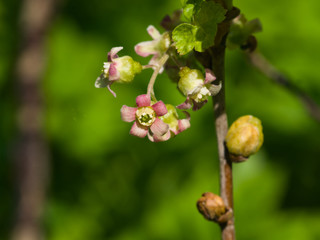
[120,105,137,122]
[204,69,216,84]
[130,122,148,138]
[147,25,161,40]
[147,132,155,142]
[107,83,117,97]
[150,131,172,142]
[177,98,192,110]
[150,118,169,136]
[134,41,158,57]
[192,100,207,111]
[207,81,222,96]
[152,101,167,116]
[108,46,123,61]
[149,54,164,73]
[136,94,151,107]
[103,62,111,75]
[108,63,120,81]
[178,119,191,133]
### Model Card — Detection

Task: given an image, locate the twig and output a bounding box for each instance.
[211,38,235,240]
[247,51,320,122]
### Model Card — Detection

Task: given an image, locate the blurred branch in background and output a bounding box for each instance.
[11,0,56,239]
[247,51,320,122]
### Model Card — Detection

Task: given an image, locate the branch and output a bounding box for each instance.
[246,51,320,122]
[211,38,235,240]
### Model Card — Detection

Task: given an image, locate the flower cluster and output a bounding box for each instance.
[95,25,221,142]
[121,94,190,142]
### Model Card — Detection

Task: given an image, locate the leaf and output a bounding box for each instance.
[172,23,199,55]
[173,1,226,55]
[194,1,226,26]
[181,0,204,22]
[194,1,226,50]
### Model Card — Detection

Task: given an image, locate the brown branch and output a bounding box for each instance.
[247,51,320,122]
[11,0,56,239]
[211,30,235,240]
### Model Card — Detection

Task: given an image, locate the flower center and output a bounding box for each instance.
[136,107,156,127]
[193,87,210,102]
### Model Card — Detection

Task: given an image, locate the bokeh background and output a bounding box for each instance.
[1,0,320,239]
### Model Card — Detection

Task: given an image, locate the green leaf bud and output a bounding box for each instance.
[225,115,264,162]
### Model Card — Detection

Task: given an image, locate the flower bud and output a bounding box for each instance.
[112,56,142,83]
[177,67,221,111]
[197,192,227,222]
[95,47,142,97]
[178,67,204,96]
[225,115,263,161]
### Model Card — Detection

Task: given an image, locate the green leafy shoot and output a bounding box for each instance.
[173,1,226,55]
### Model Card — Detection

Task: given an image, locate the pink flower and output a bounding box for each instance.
[95,47,142,97]
[121,94,170,141]
[151,104,190,142]
[134,26,170,72]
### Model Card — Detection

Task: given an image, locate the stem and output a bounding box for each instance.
[247,51,320,122]
[147,53,169,100]
[211,39,235,239]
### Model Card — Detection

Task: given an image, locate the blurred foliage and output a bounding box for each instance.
[1,0,320,239]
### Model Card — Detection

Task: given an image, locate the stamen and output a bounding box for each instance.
[136,107,156,126]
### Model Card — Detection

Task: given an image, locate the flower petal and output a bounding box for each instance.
[192,100,207,111]
[107,83,117,97]
[108,63,120,81]
[134,41,158,57]
[149,54,165,73]
[103,62,111,75]
[177,97,192,110]
[178,119,191,133]
[148,130,172,142]
[152,101,167,116]
[207,81,222,96]
[147,25,161,40]
[150,118,169,136]
[204,69,216,84]
[120,105,137,122]
[108,46,123,61]
[136,94,151,107]
[130,122,148,138]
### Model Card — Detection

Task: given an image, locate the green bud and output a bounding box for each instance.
[114,56,142,83]
[178,67,204,96]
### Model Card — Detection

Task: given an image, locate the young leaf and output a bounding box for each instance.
[173,1,226,55]
[172,23,199,55]
[182,0,203,21]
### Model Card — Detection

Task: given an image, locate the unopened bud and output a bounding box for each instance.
[225,115,264,162]
[197,192,227,222]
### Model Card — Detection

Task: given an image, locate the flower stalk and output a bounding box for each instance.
[147,53,169,100]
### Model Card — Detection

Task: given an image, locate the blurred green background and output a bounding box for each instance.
[1,0,320,239]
